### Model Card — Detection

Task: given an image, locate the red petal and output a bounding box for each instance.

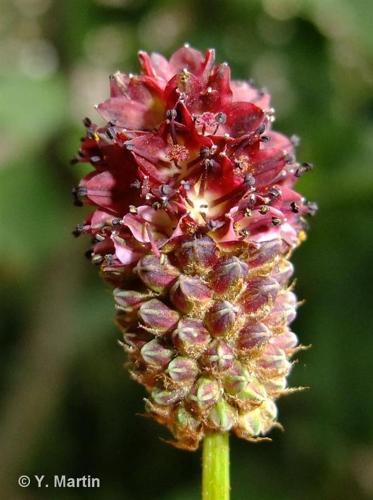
[112,236,144,265]
[97,97,148,129]
[98,76,165,130]
[80,167,138,215]
[203,63,233,111]
[126,133,169,164]
[201,49,216,79]
[150,53,174,81]
[231,80,271,108]
[164,72,204,111]
[250,148,287,188]
[169,46,204,74]
[224,102,264,138]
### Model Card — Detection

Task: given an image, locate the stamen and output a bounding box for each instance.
[244,173,256,187]
[160,184,172,196]
[272,217,282,226]
[71,186,87,207]
[290,134,300,147]
[72,224,85,237]
[166,109,178,144]
[290,202,299,213]
[259,206,270,215]
[267,187,282,201]
[305,201,318,216]
[106,127,116,140]
[295,162,314,177]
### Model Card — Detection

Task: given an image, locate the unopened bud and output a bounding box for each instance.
[139,299,179,334]
[210,256,248,297]
[264,376,287,394]
[270,330,298,353]
[204,300,238,337]
[249,239,282,270]
[223,362,249,395]
[235,399,277,437]
[114,289,151,313]
[258,344,291,374]
[266,291,297,331]
[167,356,199,383]
[123,329,152,349]
[189,377,221,412]
[235,408,262,436]
[239,277,279,318]
[201,339,234,371]
[151,386,185,406]
[176,236,218,274]
[236,321,271,355]
[175,405,200,432]
[272,259,294,286]
[136,254,179,293]
[170,275,212,315]
[172,319,211,358]
[235,379,267,408]
[207,399,237,431]
[141,338,174,368]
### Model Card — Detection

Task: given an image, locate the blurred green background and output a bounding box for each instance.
[1,0,373,498]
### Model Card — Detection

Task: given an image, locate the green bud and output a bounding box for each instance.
[207,399,236,432]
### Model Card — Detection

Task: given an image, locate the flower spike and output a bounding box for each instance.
[73,45,316,451]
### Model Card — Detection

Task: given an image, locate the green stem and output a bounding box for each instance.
[202,432,230,500]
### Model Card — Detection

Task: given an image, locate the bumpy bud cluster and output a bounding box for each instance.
[72,45,316,450]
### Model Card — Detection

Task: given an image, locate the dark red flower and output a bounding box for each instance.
[73,45,316,450]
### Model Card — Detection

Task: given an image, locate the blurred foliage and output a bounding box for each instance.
[1,0,373,499]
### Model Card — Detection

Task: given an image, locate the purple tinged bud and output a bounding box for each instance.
[235,379,267,407]
[123,329,152,349]
[167,356,199,383]
[261,399,278,420]
[144,398,172,424]
[236,321,271,354]
[270,330,298,353]
[172,319,211,358]
[207,399,236,431]
[175,405,200,431]
[272,259,294,286]
[204,300,238,337]
[170,275,213,314]
[151,386,184,406]
[136,254,179,293]
[138,299,179,334]
[266,291,297,331]
[258,344,291,373]
[236,408,262,436]
[210,256,249,296]
[264,376,287,394]
[176,236,218,274]
[141,338,174,368]
[235,399,277,437]
[189,377,221,411]
[248,239,282,269]
[239,277,279,318]
[201,339,234,371]
[114,289,151,313]
[223,362,248,395]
